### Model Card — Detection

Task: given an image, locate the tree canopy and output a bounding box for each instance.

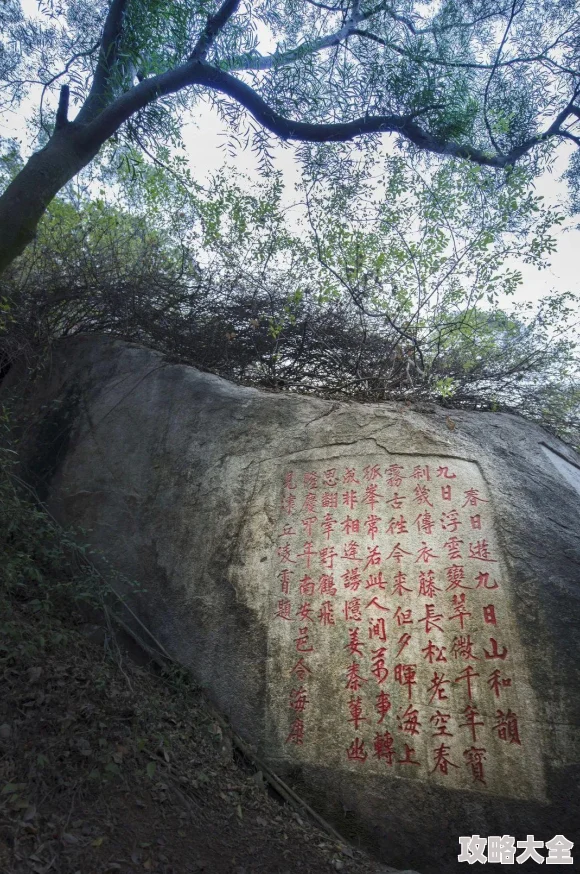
[2,142,578,445]
[0,0,579,273]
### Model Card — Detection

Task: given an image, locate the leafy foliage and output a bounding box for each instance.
[0,410,100,642]
[1,0,580,219]
[1,149,578,446]
[0,0,578,286]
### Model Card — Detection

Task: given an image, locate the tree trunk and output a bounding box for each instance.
[0,128,98,276]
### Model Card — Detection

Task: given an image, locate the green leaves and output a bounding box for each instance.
[2,125,578,445]
[1,782,27,795]
[2,0,579,182]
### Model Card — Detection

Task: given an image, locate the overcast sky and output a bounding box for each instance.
[179,106,579,311]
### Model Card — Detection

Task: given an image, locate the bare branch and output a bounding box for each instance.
[38,41,100,135]
[303,185,425,369]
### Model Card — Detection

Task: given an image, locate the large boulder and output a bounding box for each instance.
[5,335,580,872]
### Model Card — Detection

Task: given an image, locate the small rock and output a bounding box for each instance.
[250,770,266,791]
[0,724,11,739]
[219,736,233,760]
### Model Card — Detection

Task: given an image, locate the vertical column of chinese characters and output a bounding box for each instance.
[386,462,422,769]
[306,465,366,763]
[367,465,399,767]
[274,471,313,747]
[463,485,521,784]
[413,463,471,779]
[342,465,369,764]
[316,466,338,634]
[417,463,459,779]
[454,484,491,786]
[364,464,396,767]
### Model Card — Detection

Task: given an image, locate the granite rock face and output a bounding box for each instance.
[5,335,580,873]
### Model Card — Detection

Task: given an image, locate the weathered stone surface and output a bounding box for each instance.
[5,335,580,873]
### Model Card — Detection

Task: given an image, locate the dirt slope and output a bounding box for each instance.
[0,593,409,874]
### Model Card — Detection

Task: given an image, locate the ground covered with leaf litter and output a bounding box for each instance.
[0,587,415,874]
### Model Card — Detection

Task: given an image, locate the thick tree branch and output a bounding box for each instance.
[190,0,242,61]
[77,0,130,122]
[76,60,579,169]
[55,84,70,130]
[1,0,579,287]
[544,96,580,139]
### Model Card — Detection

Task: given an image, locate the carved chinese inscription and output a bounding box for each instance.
[266,456,540,797]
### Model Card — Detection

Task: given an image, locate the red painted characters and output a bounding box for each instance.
[275,461,522,778]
